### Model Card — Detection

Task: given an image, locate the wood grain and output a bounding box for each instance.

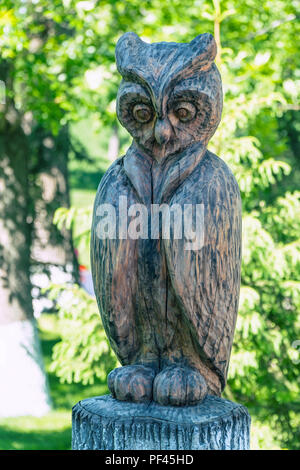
[91,32,242,406]
[72,395,251,450]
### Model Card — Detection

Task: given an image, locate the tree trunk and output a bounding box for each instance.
[31,125,78,273]
[0,62,51,416]
[72,395,251,450]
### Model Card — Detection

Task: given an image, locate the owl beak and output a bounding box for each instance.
[154,118,172,146]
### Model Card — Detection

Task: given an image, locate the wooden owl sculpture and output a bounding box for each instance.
[91,32,242,406]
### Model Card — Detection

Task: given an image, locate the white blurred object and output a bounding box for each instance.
[30,263,75,318]
[32,297,54,318]
[49,264,73,284]
[79,265,95,296]
[0,319,52,417]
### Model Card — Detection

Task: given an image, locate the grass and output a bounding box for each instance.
[0,413,71,451]
[0,314,108,451]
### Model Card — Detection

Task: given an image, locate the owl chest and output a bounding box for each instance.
[109,171,205,300]
[106,167,207,272]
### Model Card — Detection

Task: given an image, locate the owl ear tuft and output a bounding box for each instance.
[189,33,217,68]
[115,32,146,75]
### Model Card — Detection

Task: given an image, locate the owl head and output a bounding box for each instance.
[116,32,223,162]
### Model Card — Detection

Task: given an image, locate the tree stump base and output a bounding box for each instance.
[72,394,250,450]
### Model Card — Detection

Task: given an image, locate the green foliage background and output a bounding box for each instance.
[1,0,299,450]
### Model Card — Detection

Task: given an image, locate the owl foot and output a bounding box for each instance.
[153,365,208,406]
[107,365,155,404]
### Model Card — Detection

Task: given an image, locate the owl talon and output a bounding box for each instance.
[153,365,207,406]
[108,365,155,404]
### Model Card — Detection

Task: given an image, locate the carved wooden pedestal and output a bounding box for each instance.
[72,395,250,450]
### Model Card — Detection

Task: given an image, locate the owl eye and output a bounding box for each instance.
[132,103,153,123]
[173,102,196,122]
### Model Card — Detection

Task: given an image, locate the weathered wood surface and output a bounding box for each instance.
[90,32,242,406]
[72,395,251,450]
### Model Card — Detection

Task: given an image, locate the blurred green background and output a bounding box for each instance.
[0,0,299,450]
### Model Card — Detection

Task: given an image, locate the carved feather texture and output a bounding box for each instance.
[91,33,242,404]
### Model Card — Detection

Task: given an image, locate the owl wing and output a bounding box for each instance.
[90,158,140,365]
[163,151,242,390]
